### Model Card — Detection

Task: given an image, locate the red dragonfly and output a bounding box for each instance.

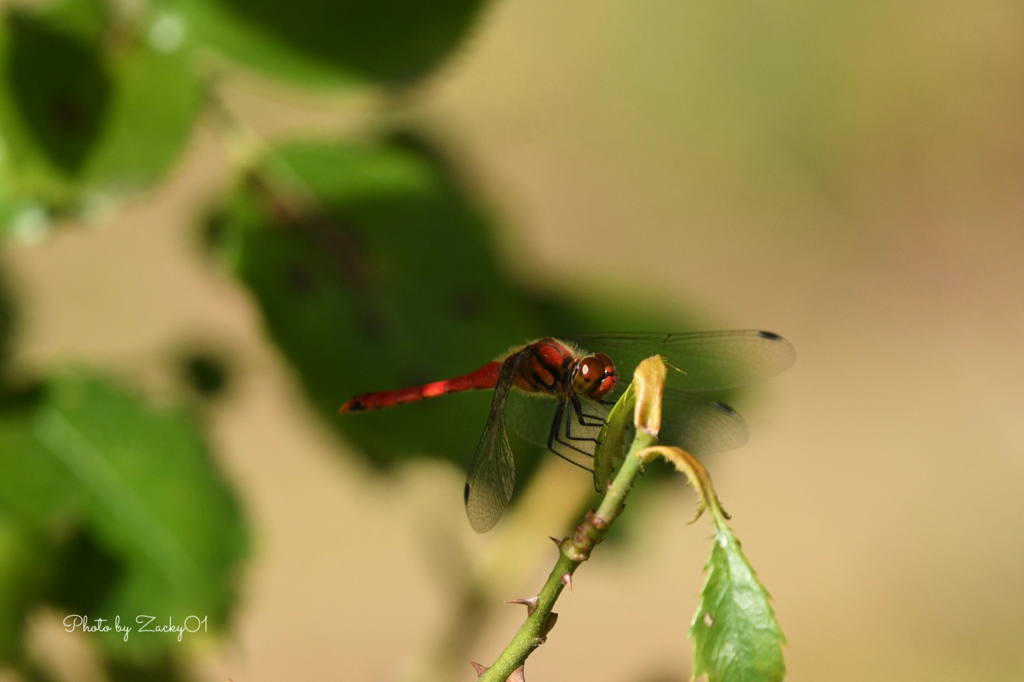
[340,331,794,532]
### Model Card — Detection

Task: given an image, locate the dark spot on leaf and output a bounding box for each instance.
[259,195,378,297]
[450,288,484,321]
[355,308,386,341]
[295,212,376,294]
[284,264,317,297]
[52,95,86,133]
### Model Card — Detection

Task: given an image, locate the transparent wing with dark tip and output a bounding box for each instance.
[503,390,609,473]
[464,349,530,533]
[658,389,749,456]
[566,330,795,395]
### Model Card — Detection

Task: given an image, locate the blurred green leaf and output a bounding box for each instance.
[212,136,546,473]
[0,375,247,657]
[81,36,203,192]
[104,654,185,682]
[0,513,50,662]
[156,0,489,87]
[0,1,203,223]
[690,523,786,682]
[0,268,14,379]
[4,9,112,176]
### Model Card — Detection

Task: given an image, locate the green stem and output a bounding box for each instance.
[478,428,657,681]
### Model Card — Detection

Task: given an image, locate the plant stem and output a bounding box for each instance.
[478,428,657,681]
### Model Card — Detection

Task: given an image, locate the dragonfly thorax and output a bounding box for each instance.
[571,352,618,400]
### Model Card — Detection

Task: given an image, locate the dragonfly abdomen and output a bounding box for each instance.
[339,361,503,413]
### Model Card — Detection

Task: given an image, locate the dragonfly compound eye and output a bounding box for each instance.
[592,352,617,398]
[575,353,617,399]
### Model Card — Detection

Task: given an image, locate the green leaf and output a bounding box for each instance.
[0,513,50,662]
[3,9,112,176]
[0,268,14,379]
[81,35,203,192]
[0,375,247,657]
[211,136,548,474]
[0,1,202,223]
[691,523,786,682]
[104,653,186,682]
[156,0,490,87]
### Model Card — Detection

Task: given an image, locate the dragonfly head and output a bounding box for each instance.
[573,352,618,400]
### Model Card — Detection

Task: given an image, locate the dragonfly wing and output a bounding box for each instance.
[566,330,795,392]
[504,389,609,477]
[503,390,558,450]
[464,417,515,533]
[658,389,750,456]
[464,350,529,533]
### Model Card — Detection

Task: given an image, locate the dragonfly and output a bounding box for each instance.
[340,331,795,532]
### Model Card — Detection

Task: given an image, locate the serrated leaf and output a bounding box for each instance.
[156,0,489,88]
[691,524,786,682]
[0,375,247,657]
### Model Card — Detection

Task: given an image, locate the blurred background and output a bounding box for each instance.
[0,0,1021,680]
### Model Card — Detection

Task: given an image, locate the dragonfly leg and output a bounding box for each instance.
[545,400,596,468]
[561,400,600,446]
[569,395,618,449]
[571,395,607,427]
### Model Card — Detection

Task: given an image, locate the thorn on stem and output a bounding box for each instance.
[561,572,573,593]
[542,612,558,637]
[470,662,526,681]
[505,596,539,615]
